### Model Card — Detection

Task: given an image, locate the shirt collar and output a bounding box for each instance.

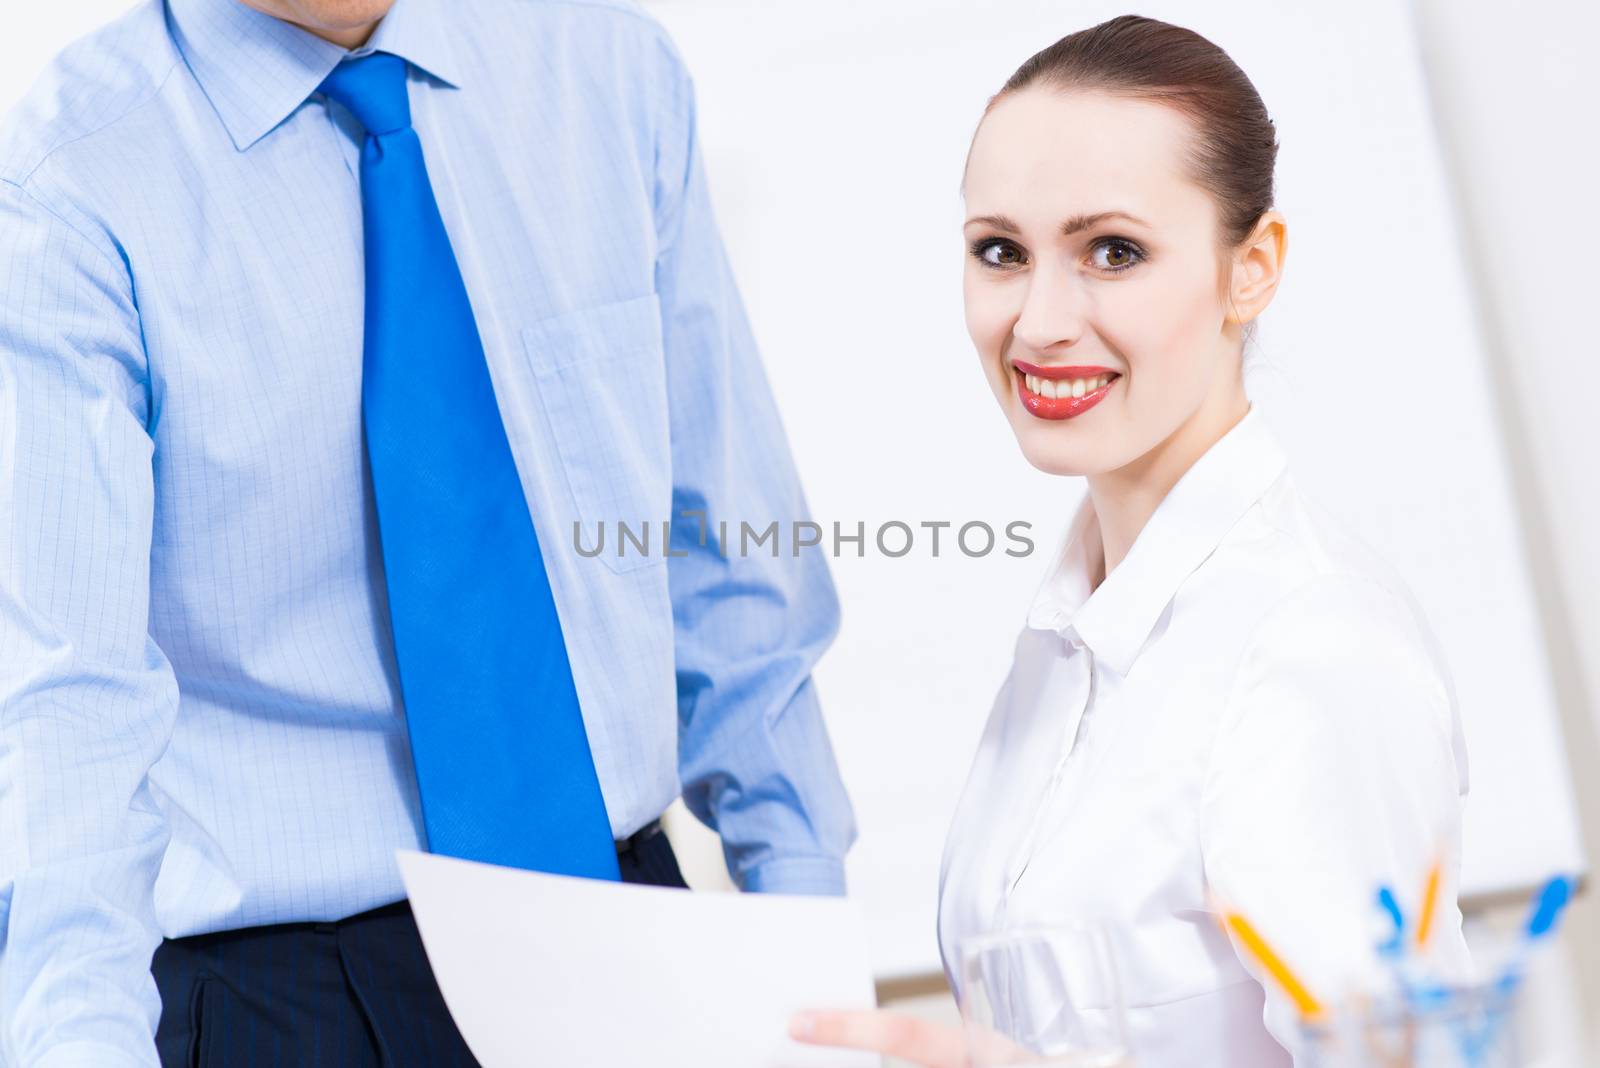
[166,0,463,152]
[1025,405,1290,678]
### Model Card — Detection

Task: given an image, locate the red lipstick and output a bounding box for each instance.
[1011,359,1120,421]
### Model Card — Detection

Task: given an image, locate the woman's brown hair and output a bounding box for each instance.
[979,14,1279,254]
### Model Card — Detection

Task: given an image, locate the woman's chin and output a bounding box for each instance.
[1003,419,1104,476]
[1016,441,1097,478]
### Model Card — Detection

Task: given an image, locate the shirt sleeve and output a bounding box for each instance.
[0,179,178,1067]
[642,30,857,895]
[1199,574,1472,1062]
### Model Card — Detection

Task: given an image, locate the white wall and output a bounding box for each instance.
[0,1,136,107]
[1409,0,1600,1060]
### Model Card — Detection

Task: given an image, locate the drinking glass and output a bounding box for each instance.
[956,922,1134,1068]
[1299,981,1522,1067]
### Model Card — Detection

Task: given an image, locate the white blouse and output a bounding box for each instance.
[936,405,1473,1066]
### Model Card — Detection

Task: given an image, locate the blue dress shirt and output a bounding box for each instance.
[0,0,856,1063]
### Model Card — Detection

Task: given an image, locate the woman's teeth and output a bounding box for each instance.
[1022,373,1115,399]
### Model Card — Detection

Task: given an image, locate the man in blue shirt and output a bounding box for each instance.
[0,0,856,1064]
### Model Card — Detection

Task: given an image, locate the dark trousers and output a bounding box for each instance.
[152,827,689,1067]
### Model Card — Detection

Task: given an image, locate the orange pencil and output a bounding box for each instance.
[1415,859,1442,951]
[1223,911,1326,1021]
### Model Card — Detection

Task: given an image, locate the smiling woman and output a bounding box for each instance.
[793,13,1472,1067]
[958,26,1287,575]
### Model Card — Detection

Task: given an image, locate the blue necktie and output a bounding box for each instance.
[318,53,620,880]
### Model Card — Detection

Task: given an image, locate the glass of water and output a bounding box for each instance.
[1299,980,1522,1068]
[955,922,1134,1067]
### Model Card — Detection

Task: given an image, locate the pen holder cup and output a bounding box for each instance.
[1299,982,1521,1068]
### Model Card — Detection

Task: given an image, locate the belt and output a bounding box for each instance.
[615,817,664,857]
[312,824,668,927]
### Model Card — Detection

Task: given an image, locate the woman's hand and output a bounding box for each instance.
[789,1009,968,1068]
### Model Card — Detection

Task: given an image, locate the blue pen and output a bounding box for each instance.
[1494,874,1575,996]
[1374,883,1430,1009]
[1376,886,1405,957]
[1446,874,1577,1066]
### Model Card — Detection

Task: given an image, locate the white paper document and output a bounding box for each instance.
[397,849,879,1067]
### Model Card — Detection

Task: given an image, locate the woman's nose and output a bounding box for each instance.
[1011,272,1089,353]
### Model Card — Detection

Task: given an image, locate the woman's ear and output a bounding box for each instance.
[1226,210,1288,326]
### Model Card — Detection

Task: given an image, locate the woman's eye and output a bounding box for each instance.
[971,239,1026,268]
[1091,238,1145,272]
[969,237,1142,272]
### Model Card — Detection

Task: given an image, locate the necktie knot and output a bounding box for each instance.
[318,52,412,137]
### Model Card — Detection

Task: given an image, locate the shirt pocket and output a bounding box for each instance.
[520,293,672,574]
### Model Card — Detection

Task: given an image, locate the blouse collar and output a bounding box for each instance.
[1025,405,1290,677]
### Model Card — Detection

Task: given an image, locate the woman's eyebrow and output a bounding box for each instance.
[1061,210,1149,235]
[962,210,1150,235]
[964,213,1022,233]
